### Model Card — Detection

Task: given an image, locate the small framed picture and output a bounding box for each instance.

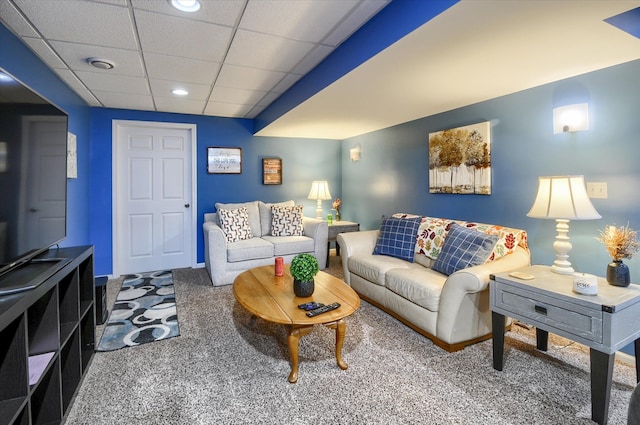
[262,158,282,185]
[207,147,242,174]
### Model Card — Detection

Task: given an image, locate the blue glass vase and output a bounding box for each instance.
[606,260,630,287]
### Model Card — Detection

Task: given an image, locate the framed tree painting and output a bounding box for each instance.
[428,121,491,195]
[207,147,242,174]
[262,158,282,185]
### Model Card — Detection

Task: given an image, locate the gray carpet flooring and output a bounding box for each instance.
[63,255,637,424]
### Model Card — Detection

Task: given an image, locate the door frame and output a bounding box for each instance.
[111,120,197,276]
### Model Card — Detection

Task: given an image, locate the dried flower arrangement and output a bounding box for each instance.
[332,198,341,212]
[596,223,640,261]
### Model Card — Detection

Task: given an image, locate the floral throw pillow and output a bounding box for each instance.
[271,205,304,236]
[218,207,253,243]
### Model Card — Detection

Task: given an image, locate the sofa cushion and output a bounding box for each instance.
[215,201,261,237]
[348,254,411,286]
[271,205,304,236]
[432,223,498,276]
[218,207,253,243]
[262,235,315,256]
[226,238,274,262]
[386,267,446,312]
[259,200,294,236]
[373,216,422,262]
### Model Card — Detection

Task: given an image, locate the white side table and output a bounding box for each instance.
[491,265,640,425]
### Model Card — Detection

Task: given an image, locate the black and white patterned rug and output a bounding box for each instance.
[96,270,180,351]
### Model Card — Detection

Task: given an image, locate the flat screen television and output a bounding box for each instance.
[0,69,68,279]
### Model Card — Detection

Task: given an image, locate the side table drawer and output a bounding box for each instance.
[493,283,603,343]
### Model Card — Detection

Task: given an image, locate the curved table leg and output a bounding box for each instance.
[287,325,313,383]
[326,319,348,370]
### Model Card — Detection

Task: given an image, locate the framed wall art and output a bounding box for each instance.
[207,147,242,174]
[428,121,491,195]
[262,158,282,185]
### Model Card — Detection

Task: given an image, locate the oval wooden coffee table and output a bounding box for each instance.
[233,265,360,383]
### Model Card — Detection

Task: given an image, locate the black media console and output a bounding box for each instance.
[0,246,95,425]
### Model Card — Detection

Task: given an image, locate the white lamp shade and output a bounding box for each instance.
[527,175,601,220]
[307,180,332,200]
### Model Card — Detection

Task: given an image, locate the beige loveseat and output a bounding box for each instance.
[338,215,530,351]
[203,200,328,286]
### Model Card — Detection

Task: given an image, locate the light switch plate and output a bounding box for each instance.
[587,182,608,199]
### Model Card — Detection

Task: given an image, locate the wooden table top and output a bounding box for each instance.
[233,265,360,325]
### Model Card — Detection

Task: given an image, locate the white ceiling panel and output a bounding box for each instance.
[92,90,154,110]
[323,0,389,46]
[216,64,286,92]
[149,79,211,100]
[54,68,90,91]
[74,88,102,106]
[225,29,315,72]
[210,86,267,105]
[13,0,137,49]
[290,44,334,76]
[154,96,207,115]
[22,37,68,69]
[75,71,149,95]
[204,101,254,118]
[50,41,145,76]
[135,10,233,62]
[0,0,39,37]
[143,52,220,85]
[131,0,245,26]
[239,0,358,43]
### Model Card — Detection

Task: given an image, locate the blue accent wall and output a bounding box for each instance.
[341,59,640,355]
[89,108,340,275]
[0,24,91,249]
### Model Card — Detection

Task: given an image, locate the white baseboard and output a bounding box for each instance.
[616,351,637,367]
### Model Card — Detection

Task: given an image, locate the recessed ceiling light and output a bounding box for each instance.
[172,89,189,96]
[170,0,201,12]
[87,57,115,70]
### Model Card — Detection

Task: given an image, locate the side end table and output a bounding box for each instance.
[490,265,640,425]
[326,221,359,267]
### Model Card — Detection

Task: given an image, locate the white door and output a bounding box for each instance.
[113,121,196,276]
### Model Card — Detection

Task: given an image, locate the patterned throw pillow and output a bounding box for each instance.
[218,207,253,243]
[373,216,422,262]
[432,223,499,276]
[271,205,304,236]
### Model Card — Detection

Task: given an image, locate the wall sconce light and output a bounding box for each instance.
[553,103,589,134]
[350,144,361,161]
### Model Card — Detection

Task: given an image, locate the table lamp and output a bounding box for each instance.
[308,180,332,220]
[527,175,601,274]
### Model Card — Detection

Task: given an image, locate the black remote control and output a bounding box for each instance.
[298,302,324,311]
[306,302,340,317]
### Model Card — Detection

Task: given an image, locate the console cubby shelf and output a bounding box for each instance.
[0,246,95,425]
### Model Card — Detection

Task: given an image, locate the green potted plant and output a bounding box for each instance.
[290,253,319,297]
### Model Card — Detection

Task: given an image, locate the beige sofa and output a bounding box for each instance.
[338,215,530,352]
[203,200,328,286]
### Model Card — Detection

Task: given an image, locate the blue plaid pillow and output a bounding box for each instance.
[373,216,422,262]
[432,223,498,275]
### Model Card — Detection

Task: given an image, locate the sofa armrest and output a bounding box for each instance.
[303,217,328,269]
[436,246,531,343]
[203,221,228,286]
[337,230,379,285]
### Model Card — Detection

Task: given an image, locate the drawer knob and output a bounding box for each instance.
[534,305,548,315]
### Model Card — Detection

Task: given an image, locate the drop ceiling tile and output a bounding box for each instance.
[73,88,102,106]
[240,0,358,43]
[13,0,137,49]
[210,86,267,105]
[154,96,207,115]
[216,64,286,92]
[271,73,302,94]
[50,41,145,76]
[204,101,253,118]
[245,104,266,119]
[92,90,155,110]
[75,71,150,95]
[135,10,233,62]
[53,69,88,91]
[225,29,315,72]
[22,37,68,69]
[131,0,245,26]
[143,52,220,85]
[291,45,334,75]
[323,0,390,46]
[256,91,282,107]
[0,1,39,37]
[149,79,211,100]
